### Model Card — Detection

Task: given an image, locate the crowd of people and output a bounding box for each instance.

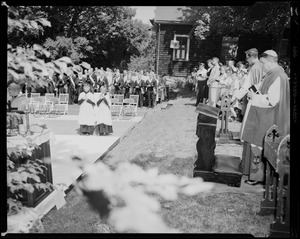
[189,48,290,186]
[24,67,170,110]
[9,66,171,136]
[7,46,291,187]
[190,50,290,123]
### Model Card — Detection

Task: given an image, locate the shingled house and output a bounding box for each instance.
[150,6,290,77]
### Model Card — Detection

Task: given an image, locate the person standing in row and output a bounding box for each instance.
[145,72,157,108]
[74,71,84,103]
[106,68,114,95]
[207,57,221,107]
[97,70,109,91]
[66,71,76,105]
[77,82,95,136]
[240,49,288,185]
[132,72,144,107]
[113,69,124,95]
[94,85,113,136]
[123,70,133,99]
[241,48,264,118]
[57,73,66,97]
[195,62,208,106]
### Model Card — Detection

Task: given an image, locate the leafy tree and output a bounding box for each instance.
[127,19,156,72]
[180,3,290,51]
[43,36,93,64]
[9,6,155,69]
[7,6,51,47]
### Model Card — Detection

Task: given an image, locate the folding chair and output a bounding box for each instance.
[114,94,124,104]
[30,93,41,102]
[28,101,40,116]
[55,93,69,115]
[129,95,139,116]
[45,93,55,102]
[110,97,123,119]
[40,101,54,116]
[122,98,136,119]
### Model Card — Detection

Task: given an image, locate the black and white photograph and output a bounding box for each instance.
[3,3,298,237]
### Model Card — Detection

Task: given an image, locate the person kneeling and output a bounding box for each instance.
[94,85,113,136]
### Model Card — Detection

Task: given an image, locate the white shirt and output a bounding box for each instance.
[196,68,207,81]
[251,76,280,107]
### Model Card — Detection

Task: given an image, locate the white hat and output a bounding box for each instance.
[263,50,278,57]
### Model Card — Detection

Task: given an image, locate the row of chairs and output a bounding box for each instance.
[110,94,139,119]
[26,93,139,118]
[28,93,69,116]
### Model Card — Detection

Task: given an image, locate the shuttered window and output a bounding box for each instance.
[173,34,190,61]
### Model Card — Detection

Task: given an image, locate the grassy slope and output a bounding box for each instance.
[43,90,273,236]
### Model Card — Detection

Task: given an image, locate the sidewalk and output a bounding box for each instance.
[31,105,148,217]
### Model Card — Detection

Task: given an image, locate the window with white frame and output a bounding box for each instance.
[172,34,190,61]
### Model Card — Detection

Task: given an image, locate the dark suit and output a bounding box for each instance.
[97,76,109,91]
[133,79,144,107]
[113,75,124,94]
[145,79,157,108]
[57,75,67,96]
[123,77,133,99]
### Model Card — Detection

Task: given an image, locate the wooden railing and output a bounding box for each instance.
[259,125,290,237]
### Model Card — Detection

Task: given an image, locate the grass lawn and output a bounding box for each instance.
[42,88,274,236]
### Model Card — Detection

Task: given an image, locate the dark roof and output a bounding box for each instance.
[152,6,193,25]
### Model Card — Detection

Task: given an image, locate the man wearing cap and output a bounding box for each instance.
[240,49,290,185]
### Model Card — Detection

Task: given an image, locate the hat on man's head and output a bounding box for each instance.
[262,50,278,57]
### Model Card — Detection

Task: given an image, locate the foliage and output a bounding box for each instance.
[7,140,54,216]
[43,36,93,64]
[7,4,79,88]
[127,54,155,72]
[127,19,156,72]
[7,6,155,69]
[181,3,290,40]
[7,43,76,88]
[74,158,214,233]
[7,5,51,48]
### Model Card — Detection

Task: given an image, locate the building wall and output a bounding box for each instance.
[156,23,275,77]
[157,24,193,76]
[156,23,224,76]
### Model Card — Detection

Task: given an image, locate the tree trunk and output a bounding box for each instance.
[67,7,83,38]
